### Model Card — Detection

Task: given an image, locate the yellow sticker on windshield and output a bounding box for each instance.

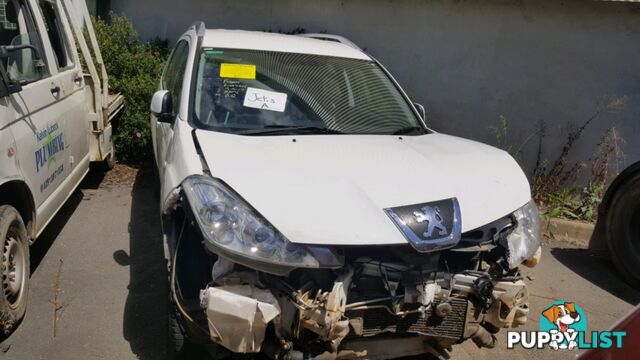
[220,63,256,80]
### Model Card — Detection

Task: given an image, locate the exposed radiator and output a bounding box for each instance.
[346,297,468,339]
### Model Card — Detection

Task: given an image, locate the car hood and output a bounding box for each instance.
[194,130,531,246]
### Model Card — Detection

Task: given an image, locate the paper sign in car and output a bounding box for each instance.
[220,63,256,79]
[243,87,287,112]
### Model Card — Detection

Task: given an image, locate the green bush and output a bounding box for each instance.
[93,13,168,165]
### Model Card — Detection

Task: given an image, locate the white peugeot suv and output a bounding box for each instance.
[151,22,541,359]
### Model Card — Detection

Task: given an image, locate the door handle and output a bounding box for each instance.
[74,75,83,85]
[50,85,61,95]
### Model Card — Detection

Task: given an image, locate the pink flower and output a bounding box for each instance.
[135,131,142,139]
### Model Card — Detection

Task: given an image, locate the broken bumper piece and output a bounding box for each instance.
[196,264,530,359]
[200,285,280,353]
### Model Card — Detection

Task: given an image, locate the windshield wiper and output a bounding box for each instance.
[238,125,345,135]
[392,126,426,135]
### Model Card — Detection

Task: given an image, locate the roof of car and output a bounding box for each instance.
[200,29,371,60]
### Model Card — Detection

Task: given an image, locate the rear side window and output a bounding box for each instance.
[163,40,190,115]
[36,0,73,69]
[0,0,49,84]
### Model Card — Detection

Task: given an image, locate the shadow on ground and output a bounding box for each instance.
[550,247,640,305]
[119,168,168,360]
[1,170,103,345]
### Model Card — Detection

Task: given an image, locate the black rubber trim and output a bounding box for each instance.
[191,129,211,176]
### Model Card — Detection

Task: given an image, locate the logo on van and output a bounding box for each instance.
[35,124,64,173]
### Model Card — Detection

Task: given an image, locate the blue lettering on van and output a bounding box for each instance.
[36,123,60,142]
[39,165,64,193]
[35,133,65,173]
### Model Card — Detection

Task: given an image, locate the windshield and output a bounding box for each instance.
[192,48,426,135]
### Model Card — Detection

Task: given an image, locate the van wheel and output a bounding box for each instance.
[606,171,640,289]
[0,205,30,335]
[91,151,116,172]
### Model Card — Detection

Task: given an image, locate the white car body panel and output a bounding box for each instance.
[160,117,204,212]
[201,30,371,60]
[193,130,531,246]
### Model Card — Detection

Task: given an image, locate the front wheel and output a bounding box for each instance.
[0,205,30,334]
[605,171,640,289]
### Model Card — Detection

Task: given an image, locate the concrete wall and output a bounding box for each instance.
[109,0,640,180]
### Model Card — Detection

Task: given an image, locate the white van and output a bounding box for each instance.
[0,0,121,332]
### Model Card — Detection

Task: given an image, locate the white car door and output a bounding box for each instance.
[153,39,189,179]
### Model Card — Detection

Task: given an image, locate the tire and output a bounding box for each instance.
[91,151,116,172]
[0,205,30,335]
[605,172,640,289]
[167,303,205,360]
[168,305,186,359]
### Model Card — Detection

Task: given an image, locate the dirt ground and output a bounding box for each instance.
[0,165,638,360]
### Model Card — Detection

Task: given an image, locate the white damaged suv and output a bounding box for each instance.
[151,22,541,359]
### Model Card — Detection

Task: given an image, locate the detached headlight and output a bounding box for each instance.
[182,175,342,275]
[504,200,541,269]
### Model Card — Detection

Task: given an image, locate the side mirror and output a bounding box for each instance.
[0,44,45,90]
[413,102,426,121]
[151,90,174,123]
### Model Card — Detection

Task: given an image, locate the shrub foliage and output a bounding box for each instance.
[93,13,168,164]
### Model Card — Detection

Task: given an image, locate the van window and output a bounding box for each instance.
[0,0,49,84]
[36,0,73,69]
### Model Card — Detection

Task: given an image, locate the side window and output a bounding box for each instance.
[0,0,49,84]
[36,0,73,69]
[163,40,189,114]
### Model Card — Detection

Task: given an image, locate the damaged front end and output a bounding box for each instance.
[167,175,541,359]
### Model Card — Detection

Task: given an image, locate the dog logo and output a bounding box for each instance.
[413,206,448,238]
[509,300,626,350]
[540,301,586,350]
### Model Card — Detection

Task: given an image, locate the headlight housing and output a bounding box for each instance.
[503,200,541,269]
[181,175,342,275]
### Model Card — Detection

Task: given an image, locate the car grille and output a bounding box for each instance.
[346,297,468,339]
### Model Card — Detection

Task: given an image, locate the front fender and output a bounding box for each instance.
[160,118,204,214]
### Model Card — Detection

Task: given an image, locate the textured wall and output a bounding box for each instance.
[109,0,640,179]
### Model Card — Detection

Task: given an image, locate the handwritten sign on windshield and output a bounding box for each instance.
[243,87,287,112]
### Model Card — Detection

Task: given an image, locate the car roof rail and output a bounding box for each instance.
[191,21,206,37]
[298,33,362,51]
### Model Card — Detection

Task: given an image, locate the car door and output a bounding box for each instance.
[154,39,189,179]
[34,0,89,180]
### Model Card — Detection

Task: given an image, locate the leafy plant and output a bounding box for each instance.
[542,183,604,222]
[531,97,626,201]
[93,13,168,165]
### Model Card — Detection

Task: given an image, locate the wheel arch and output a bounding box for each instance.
[599,160,640,214]
[0,179,36,241]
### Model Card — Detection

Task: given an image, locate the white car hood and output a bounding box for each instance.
[195,130,531,246]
